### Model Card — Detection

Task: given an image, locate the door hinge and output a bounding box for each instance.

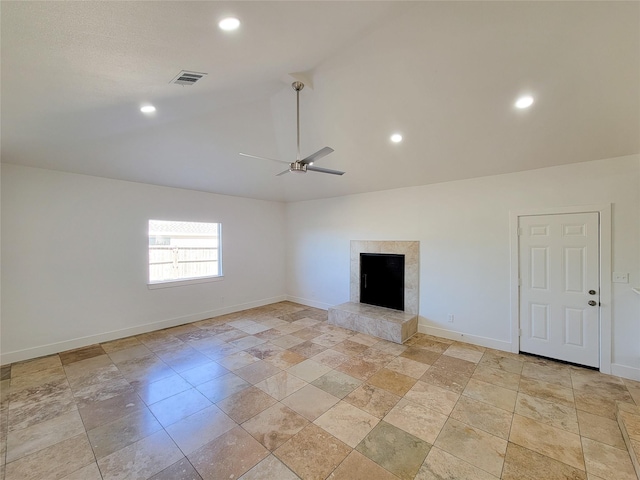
[518,328,522,337]
[518,278,522,286]
[517,228,523,236]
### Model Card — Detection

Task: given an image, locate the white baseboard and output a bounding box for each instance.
[418,323,512,352]
[611,363,640,381]
[285,295,331,311]
[1,295,287,365]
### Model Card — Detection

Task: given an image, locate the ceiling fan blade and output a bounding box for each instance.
[307,165,345,176]
[239,152,290,165]
[300,146,334,165]
[276,169,291,176]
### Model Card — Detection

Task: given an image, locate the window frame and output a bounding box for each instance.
[147,219,223,289]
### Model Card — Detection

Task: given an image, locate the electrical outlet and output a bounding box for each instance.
[447,314,454,323]
[613,272,629,283]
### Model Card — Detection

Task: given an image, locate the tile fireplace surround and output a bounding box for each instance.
[328,241,419,344]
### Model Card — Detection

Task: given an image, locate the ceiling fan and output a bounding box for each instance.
[240,82,345,176]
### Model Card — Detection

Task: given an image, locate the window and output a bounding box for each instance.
[148,220,222,286]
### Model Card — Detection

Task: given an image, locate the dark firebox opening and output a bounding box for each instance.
[360,253,405,311]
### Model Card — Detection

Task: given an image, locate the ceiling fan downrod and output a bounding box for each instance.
[292,81,304,163]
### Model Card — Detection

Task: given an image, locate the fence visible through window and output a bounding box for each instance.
[148,220,221,284]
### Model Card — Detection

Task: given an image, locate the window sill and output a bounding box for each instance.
[148,275,224,290]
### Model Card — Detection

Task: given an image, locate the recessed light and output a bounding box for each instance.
[390,133,403,143]
[219,17,240,31]
[515,96,534,109]
[140,105,156,113]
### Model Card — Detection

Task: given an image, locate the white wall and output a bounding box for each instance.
[1,164,286,364]
[285,155,640,379]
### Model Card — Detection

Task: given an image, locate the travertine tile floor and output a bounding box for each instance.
[1,301,639,479]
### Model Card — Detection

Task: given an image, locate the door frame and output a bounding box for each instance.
[509,204,612,374]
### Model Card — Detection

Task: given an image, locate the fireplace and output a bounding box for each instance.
[327,240,419,344]
[360,253,405,311]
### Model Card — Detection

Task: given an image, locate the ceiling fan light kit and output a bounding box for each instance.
[239,81,345,177]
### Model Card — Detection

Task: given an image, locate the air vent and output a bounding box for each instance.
[170,70,207,86]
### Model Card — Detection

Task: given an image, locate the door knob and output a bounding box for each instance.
[588,290,597,295]
[588,300,597,306]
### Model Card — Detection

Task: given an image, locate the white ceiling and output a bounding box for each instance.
[2,1,638,202]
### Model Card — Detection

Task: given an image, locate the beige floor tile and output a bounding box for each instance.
[5,303,639,480]
[450,395,513,440]
[501,442,587,480]
[8,366,67,393]
[435,418,507,477]
[522,362,572,387]
[59,345,107,366]
[217,386,277,423]
[367,368,417,397]
[6,409,85,462]
[332,339,371,357]
[312,370,362,398]
[519,376,575,408]
[235,360,281,385]
[188,426,269,480]
[271,334,306,349]
[399,346,442,365]
[479,352,524,374]
[216,351,260,371]
[148,458,203,480]
[405,380,460,416]
[165,404,236,455]
[515,392,579,434]
[5,433,94,480]
[263,350,307,369]
[179,361,230,386]
[473,364,521,391]
[384,398,447,444]
[443,344,484,363]
[100,337,140,354]
[344,384,401,418]
[356,421,431,480]
[336,356,385,381]
[97,430,184,480]
[581,437,637,480]
[463,378,517,412]
[275,423,351,480]
[385,356,430,379]
[288,340,327,359]
[328,450,398,480]
[7,383,77,432]
[416,446,499,480]
[419,364,471,394]
[314,400,379,447]
[60,462,103,480]
[10,355,62,378]
[242,403,309,451]
[509,414,585,470]
[281,384,340,421]
[574,390,618,420]
[255,371,308,401]
[239,454,300,480]
[245,341,285,360]
[311,349,350,368]
[148,388,211,427]
[87,407,162,459]
[287,359,332,383]
[136,374,192,405]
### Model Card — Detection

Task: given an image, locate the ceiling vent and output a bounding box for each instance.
[170,70,207,86]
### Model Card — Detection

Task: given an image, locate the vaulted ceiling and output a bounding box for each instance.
[2,1,638,202]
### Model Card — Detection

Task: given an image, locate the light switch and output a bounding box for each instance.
[613,272,629,283]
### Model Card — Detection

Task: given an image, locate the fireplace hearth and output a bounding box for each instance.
[328,240,419,344]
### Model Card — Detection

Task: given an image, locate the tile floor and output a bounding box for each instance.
[1,301,639,480]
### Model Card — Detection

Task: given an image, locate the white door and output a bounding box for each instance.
[519,212,600,367]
